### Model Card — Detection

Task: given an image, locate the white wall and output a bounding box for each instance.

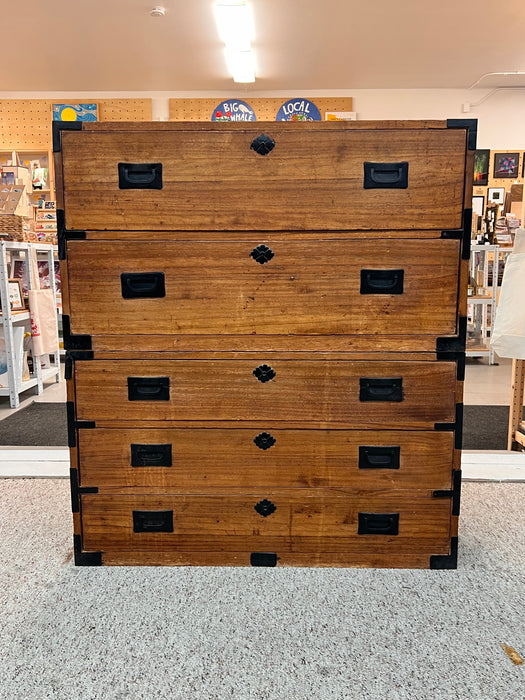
[1,88,523,148]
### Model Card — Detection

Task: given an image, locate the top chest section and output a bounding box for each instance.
[58,122,467,232]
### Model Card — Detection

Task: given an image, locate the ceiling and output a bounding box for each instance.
[1,0,525,92]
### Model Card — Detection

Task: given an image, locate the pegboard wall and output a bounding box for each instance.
[0,99,152,149]
[169,97,353,121]
[473,149,525,214]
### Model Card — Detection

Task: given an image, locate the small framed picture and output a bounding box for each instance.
[472,195,484,217]
[8,279,24,310]
[473,149,490,186]
[44,201,56,210]
[493,152,520,178]
[488,187,505,205]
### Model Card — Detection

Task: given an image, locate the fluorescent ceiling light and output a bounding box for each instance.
[225,48,255,83]
[214,1,254,50]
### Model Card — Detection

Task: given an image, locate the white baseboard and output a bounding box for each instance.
[0,447,524,481]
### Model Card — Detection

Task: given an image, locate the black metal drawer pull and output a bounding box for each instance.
[127,377,170,401]
[133,510,173,533]
[358,512,399,535]
[250,552,278,567]
[363,161,409,189]
[118,162,163,189]
[359,377,404,402]
[360,269,404,295]
[250,134,275,156]
[254,499,277,517]
[358,446,400,470]
[253,364,276,383]
[250,244,274,264]
[131,443,172,467]
[254,432,276,450]
[121,272,165,299]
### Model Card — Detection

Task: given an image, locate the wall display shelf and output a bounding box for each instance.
[467,244,500,365]
[0,241,60,408]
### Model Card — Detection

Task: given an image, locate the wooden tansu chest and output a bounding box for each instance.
[55,119,475,568]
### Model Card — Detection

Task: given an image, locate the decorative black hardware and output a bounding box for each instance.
[52,120,82,152]
[254,499,277,517]
[254,432,276,450]
[446,118,478,151]
[437,316,468,354]
[127,376,170,401]
[66,401,96,449]
[250,134,275,156]
[360,269,404,295]
[250,552,278,567]
[358,446,400,470]
[358,512,399,536]
[433,470,462,516]
[118,162,163,190]
[253,364,276,383]
[131,443,173,467]
[133,510,174,533]
[359,377,404,402]
[62,315,92,351]
[73,534,102,566]
[441,208,472,260]
[363,161,409,189]
[250,244,274,264]
[434,403,464,450]
[121,272,166,299]
[70,468,98,513]
[429,536,458,569]
[56,209,86,261]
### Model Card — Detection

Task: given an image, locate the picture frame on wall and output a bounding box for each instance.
[493,152,520,178]
[472,195,484,217]
[487,187,505,205]
[473,149,490,186]
[52,103,98,122]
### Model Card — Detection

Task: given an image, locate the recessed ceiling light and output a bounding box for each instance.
[150,6,167,17]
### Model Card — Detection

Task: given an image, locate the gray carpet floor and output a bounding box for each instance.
[0,480,523,700]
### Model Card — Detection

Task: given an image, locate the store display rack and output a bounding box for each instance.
[467,243,500,365]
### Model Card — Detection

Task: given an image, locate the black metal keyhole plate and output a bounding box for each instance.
[254,432,276,450]
[250,244,274,264]
[253,364,276,383]
[250,134,275,156]
[254,499,277,517]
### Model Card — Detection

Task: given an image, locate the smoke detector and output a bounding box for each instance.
[150,6,167,17]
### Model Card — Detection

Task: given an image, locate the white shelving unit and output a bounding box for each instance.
[0,241,60,408]
[467,243,500,365]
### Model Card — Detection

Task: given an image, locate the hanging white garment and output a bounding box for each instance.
[490,229,525,359]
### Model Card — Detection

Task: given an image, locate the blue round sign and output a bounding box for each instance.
[211,99,256,122]
[275,99,321,122]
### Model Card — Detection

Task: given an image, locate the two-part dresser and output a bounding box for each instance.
[54,118,475,568]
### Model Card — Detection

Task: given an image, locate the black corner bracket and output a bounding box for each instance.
[432,469,462,516]
[52,120,83,153]
[62,315,92,351]
[437,317,467,354]
[434,403,464,450]
[66,401,96,449]
[441,208,472,261]
[446,118,478,151]
[57,209,86,261]
[70,468,98,513]
[436,351,466,382]
[429,536,458,570]
[73,534,102,567]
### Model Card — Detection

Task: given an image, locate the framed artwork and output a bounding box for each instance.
[8,279,24,310]
[10,258,61,296]
[493,152,520,178]
[472,195,484,217]
[473,149,490,186]
[487,187,505,205]
[44,200,56,210]
[52,103,98,122]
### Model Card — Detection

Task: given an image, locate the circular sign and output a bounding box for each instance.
[275,99,321,122]
[212,99,256,122]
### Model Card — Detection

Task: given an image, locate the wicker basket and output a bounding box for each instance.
[0,214,25,240]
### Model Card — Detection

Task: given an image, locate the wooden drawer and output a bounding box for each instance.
[73,359,458,427]
[66,238,460,339]
[77,428,455,491]
[80,491,452,556]
[60,122,466,231]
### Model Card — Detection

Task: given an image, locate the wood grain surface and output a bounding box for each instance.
[61,126,466,231]
[77,428,454,491]
[66,238,460,338]
[73,359,458,426]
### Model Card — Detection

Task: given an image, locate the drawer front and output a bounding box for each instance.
[73,359,457,426]
[66,238,460,338]
[61,126,466,231]
[80,491,452,554]
[77,428,455,490]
